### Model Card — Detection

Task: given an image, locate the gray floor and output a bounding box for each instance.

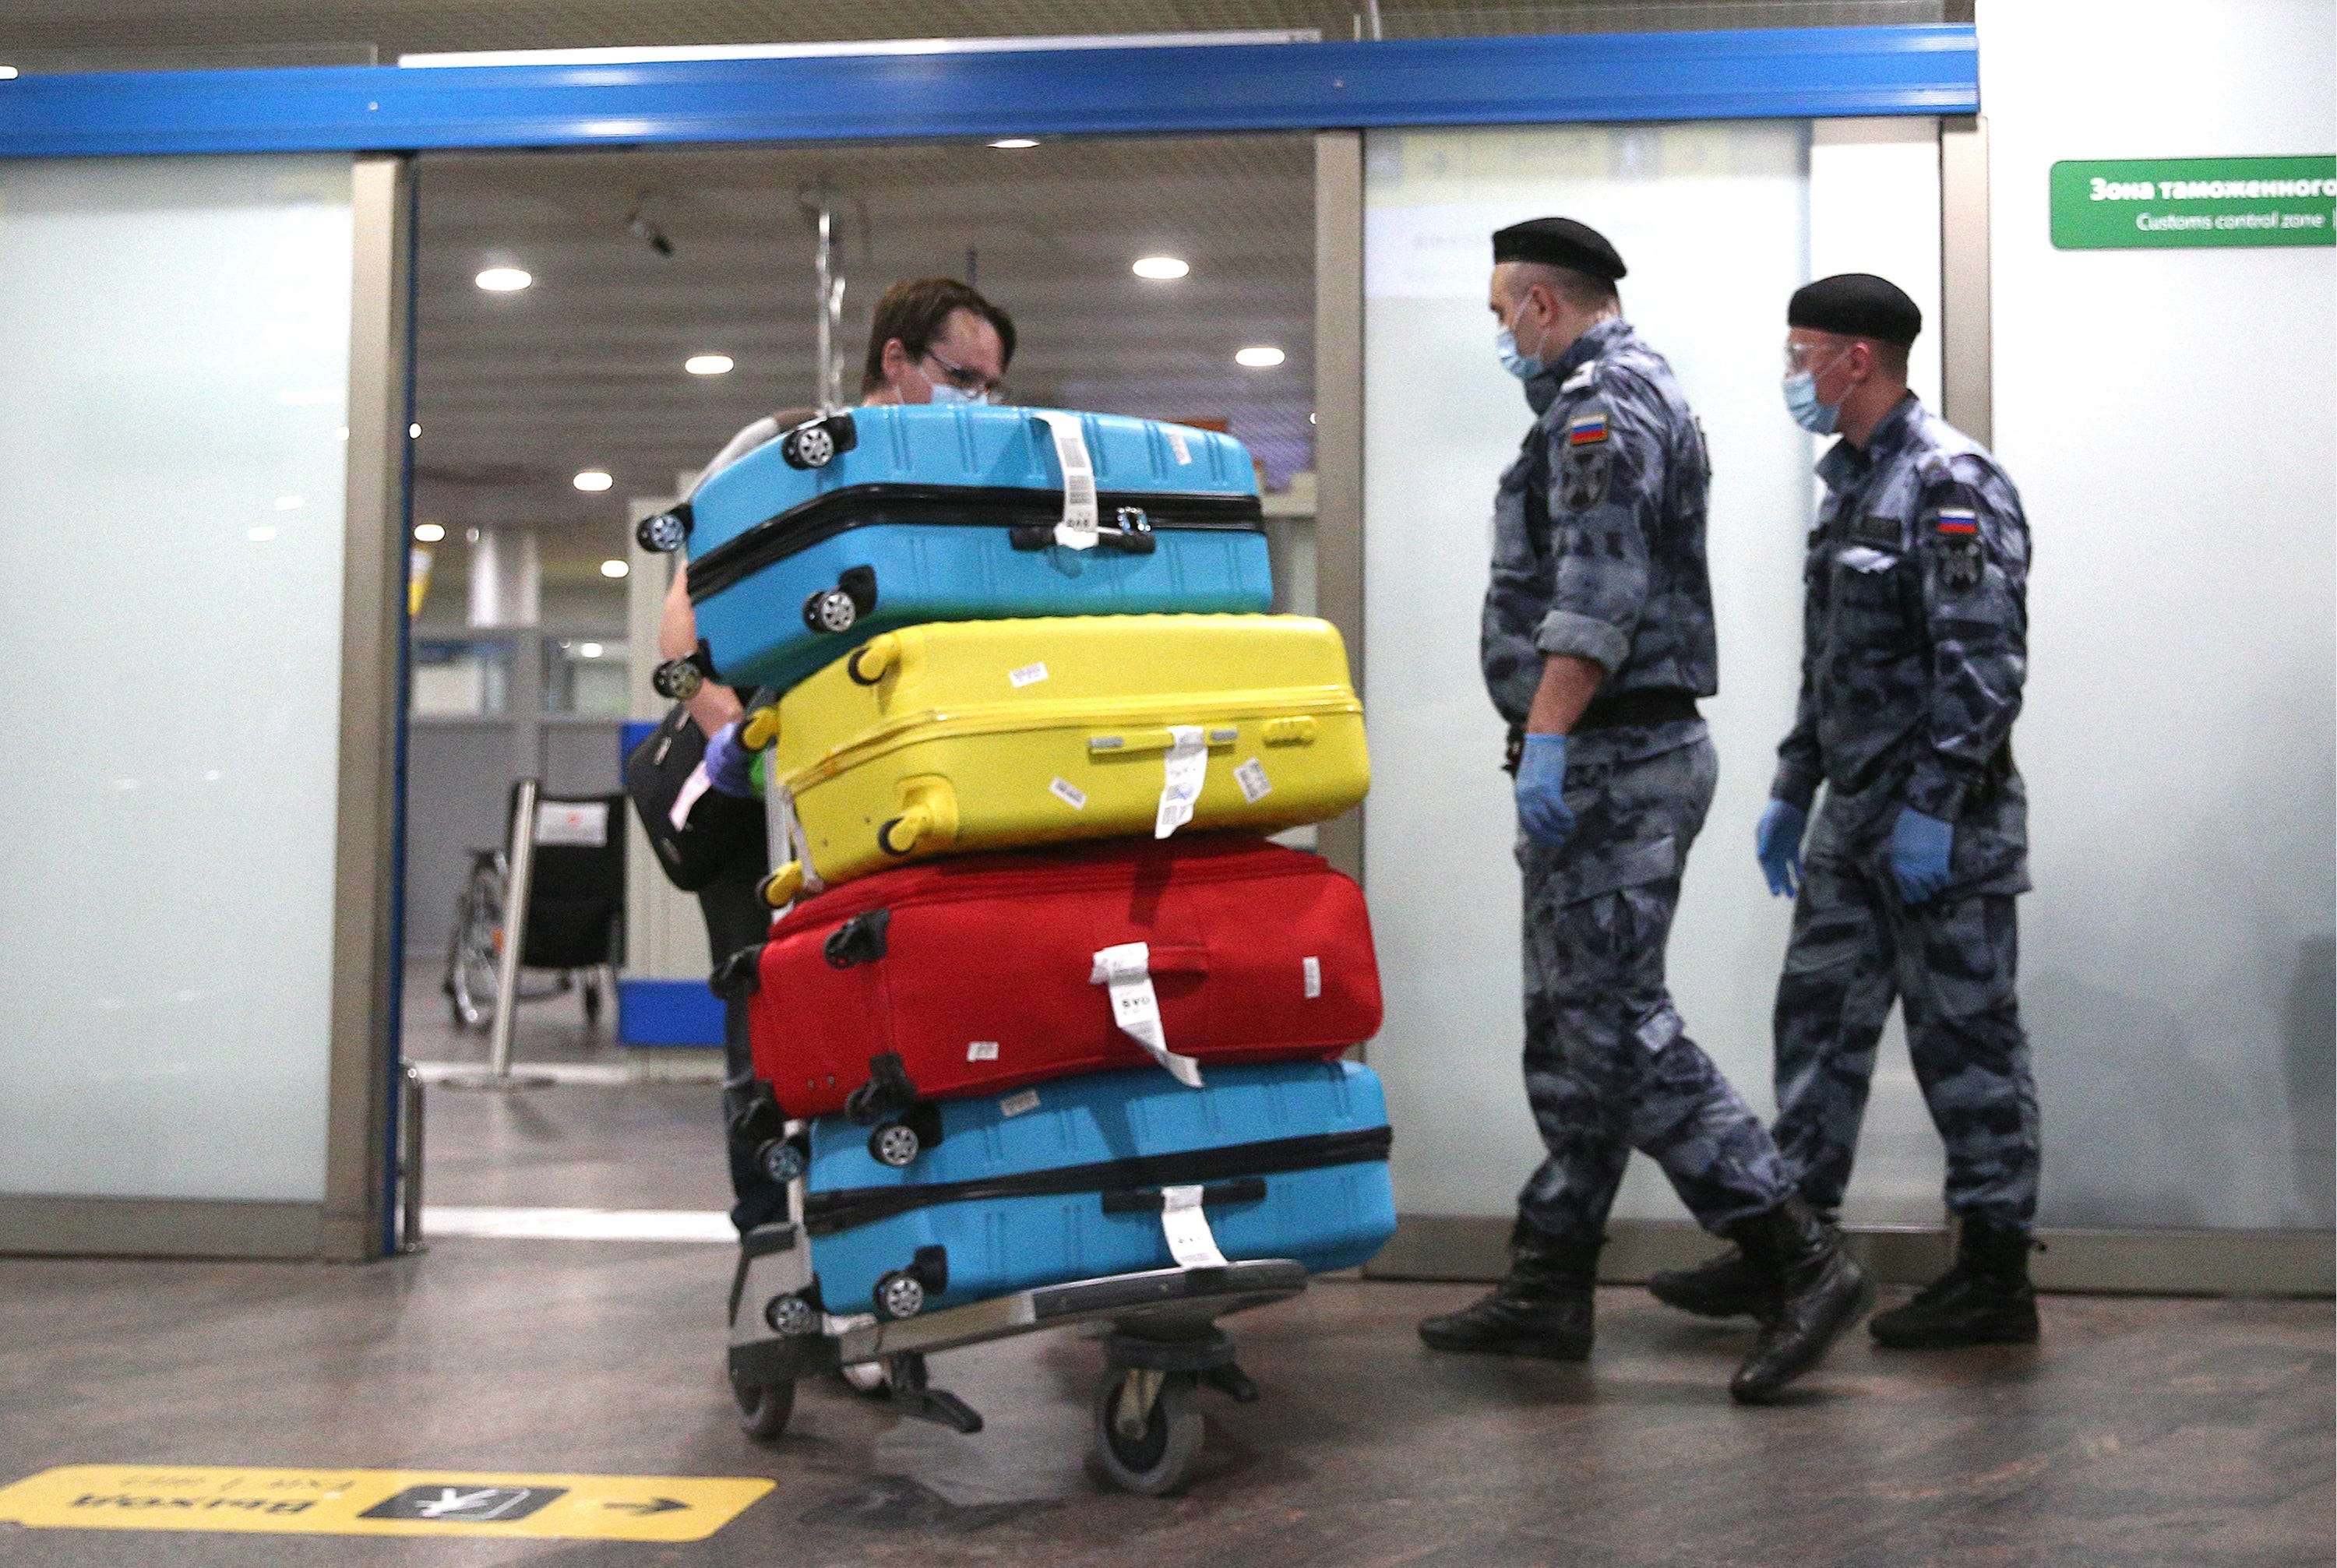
[0,959,2325,1566]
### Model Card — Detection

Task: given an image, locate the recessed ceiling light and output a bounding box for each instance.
[414,522,446,543]
[989,138,1038,150]
[573,470,613,492]
[578,642,604,659]
[1235,345,1285,368]
[684,353,734,376]
[600,558,629,579]
[409,423,421,439]
[0,67,18,81]
[1133,255,1190,280]
[475,266,532,292]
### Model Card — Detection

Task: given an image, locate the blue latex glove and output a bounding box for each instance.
[1889,806,1955,904]
[1754,799,1809,899]
[1514,733,1575,849]
[703,721,756,798]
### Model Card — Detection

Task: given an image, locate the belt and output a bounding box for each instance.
[1503,689,1701,773]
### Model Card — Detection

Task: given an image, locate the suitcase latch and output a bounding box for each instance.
[823,908,891,969]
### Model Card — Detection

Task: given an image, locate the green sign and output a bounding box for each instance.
[2050,156,2335,249]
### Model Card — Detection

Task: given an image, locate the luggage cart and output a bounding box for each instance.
[722,1127,1306,1497]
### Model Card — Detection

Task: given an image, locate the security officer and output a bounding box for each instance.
[1417,219,1873,1404]
[1648,273,2042,1348]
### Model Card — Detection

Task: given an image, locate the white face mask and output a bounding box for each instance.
[1496,326,1542,382]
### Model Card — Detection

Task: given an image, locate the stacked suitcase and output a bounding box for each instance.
[650,405,1394,1486]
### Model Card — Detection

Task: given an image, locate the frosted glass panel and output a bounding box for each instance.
[0,156,355,1203]
[1362,123,1825,1223]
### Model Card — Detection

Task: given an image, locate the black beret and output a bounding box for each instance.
[1788,273,1922,347]
[1492,217,1627,282]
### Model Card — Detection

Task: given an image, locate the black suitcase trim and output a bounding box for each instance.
[802,1124,1392,1237]
[685,483,1267,603]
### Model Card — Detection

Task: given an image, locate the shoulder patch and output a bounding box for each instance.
[1565,410,1609,446]
[1933,508,1979,537]
[1926,506,1985,593]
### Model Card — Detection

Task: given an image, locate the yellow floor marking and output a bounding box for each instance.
[0,1465,774,1543]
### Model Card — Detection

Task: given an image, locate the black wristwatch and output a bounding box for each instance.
[653,643,718,701]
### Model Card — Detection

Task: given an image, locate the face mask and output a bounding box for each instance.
[1782,368,1840,435]
[928,382,992,407]
[1496,326,1543,382]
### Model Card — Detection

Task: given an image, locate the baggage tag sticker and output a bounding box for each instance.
[999,1089,1041,1118]
[1049,777,1088,810]
[1090,942,1205,1087]
[1160,1185,1229,1269]
[1302,956,1322,999]
[967,1041,1000,1062]
[1234,757,1272,803]
[1166,428,1193,466]
[1154,726,1208,839]
[1009,661,1049,689]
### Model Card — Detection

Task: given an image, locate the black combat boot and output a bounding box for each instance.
[1870,1214,2040,1349]
[1417,1219,1599,1360]
[1725,1196,1876,1404]
[1648,1207,1840,1321]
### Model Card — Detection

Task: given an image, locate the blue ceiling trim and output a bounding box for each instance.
[0,26,1976,159]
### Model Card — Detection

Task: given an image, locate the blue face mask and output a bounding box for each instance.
[1496,326,1543,382]
[929,382,992,407]
[1782,369,1840,435]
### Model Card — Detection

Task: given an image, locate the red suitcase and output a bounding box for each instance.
[738,835,1380,1130]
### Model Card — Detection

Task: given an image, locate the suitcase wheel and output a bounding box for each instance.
[762,1291,819,1337]
[873,1270,925,1321]
[868,1122,922,1168]
[781,422,838,470]
[760,862,805,909]
[1094,1370,1204,1496]
[635,506,691,554]
[876,811,925,858]
[756,1136,808,1185]
[845,635,897,685]
[741,706,781,751]
[802,586,858,635]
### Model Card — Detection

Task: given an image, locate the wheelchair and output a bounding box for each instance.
[442,787,627,1031]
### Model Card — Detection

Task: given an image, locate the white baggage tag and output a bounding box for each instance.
[1154,726,1207,840]
[1034,410,1099,551]
[1160,1185,1229,1269]
[668,766,714,833]
[1090,941,1205,1087]
[769,786,824,904]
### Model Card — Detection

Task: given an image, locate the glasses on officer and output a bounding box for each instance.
[922,345,1006,400]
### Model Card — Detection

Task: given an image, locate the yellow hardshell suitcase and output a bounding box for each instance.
[747,614,1367,901]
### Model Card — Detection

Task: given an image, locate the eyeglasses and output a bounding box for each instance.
[1783,341,1849,375]
[921,346,1006,398]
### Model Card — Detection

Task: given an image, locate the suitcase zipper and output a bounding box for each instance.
[802,1125,1392,1236]
[687,484,1264,604]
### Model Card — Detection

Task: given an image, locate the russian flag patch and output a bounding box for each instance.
[1567,412,1609,446]
[1933,508,1979,536]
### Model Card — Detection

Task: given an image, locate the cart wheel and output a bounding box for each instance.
[781,423,838,470]
[581,974,602,1026]
[868,1122,921,1169]
[1092,1369,1204,1496]
[803,587,858,634]
[730,1371,796,1441]
[873,1270,925,1321]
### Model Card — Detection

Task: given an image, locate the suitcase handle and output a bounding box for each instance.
[1099,1177,1268,1216]
[1086,725,1241,758]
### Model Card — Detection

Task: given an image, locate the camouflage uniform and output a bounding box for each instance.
[1486,318,1796,1242]
[1769,393,2041,1229]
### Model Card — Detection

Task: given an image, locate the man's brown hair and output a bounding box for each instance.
[859,277,1017,395]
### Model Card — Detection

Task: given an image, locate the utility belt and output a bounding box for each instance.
[1503,689,1700,773]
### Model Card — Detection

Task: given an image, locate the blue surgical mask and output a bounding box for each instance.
[1496,326,1542,382]
[1782,370,1839,435]
[929,383,992,407]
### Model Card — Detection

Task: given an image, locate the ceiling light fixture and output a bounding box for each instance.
[475,266,532,292]
[414,523,446,543]
[600,558,630,579]
[989,138,1038,150]
[1133,255,1190,280]
[573,470,613,492]
[1235,345,1286,368]
[409,423,422,439]
[0,67,19,81]
[579,643,605,659]
[685,353,735,376]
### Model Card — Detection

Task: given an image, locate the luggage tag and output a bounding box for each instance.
[668,765,714,833]
[1160,1185,1229,1269]
[1155,726,1207,839]
[768,785,825,904]
[1090,941,1205,1088]
[1032,410,1100,551]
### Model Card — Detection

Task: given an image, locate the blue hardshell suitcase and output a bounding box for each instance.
[675,406,1273,694]
[801,1060,1395,1321]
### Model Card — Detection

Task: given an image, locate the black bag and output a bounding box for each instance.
[624,704,768,893]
